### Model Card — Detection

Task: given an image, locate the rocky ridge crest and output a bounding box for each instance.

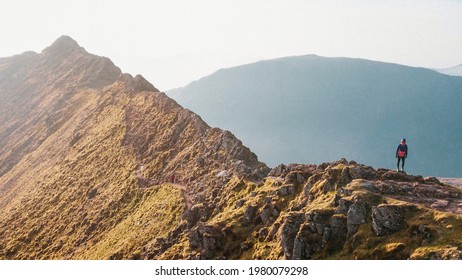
[181,159,462,260]
[0,37,461,260]
[0,36,268,259]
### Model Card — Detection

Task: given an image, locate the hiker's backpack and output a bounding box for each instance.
[397,145,406,157]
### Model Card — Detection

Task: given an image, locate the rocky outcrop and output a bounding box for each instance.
[372,204,412,236]
[260,203,280,225]
[257,160,462,260]
[179,160,462,260]
[115,73,159,92]
[281,212,305,259]
[346,202,368,236]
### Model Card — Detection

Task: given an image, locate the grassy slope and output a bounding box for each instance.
[0,89,185,259]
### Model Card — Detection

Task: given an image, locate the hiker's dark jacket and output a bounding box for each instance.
[396,144,408,158]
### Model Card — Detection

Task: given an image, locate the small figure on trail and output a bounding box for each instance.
[396,138,408,172]
[169,173,176,184]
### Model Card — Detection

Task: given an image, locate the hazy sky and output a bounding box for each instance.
[1,0,462,90]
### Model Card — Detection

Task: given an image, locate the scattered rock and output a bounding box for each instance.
[189,224,227,259]
[268,164,289,177]
[285,171,306,185]
[86,188,97,199]
[188,229,202,249]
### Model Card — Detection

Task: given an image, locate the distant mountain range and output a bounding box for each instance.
[168,55,462,177]
[435,64,462,76]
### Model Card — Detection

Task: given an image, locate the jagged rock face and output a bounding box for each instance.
[0,37,268,259]
[186,159,462,260]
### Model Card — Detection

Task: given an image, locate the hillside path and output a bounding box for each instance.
[172,184,193,210]
[135,164,192,210]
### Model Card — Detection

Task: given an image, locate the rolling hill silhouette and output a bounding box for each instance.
[169,55,462,177]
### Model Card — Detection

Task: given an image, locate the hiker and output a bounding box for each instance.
[169,173,175,184]
[396,138,408,172]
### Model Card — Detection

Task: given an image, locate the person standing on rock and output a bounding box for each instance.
[396,138,408,172]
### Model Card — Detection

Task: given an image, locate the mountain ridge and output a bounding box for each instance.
[168,55,462,177]
[169,54,446,91]
[0,36,268,259]
[435,63,462,76]
[1,37,461,260]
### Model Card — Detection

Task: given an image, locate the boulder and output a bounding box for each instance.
[277,184,296,196]
[336,197,353,214]
[268,164,289,177]
[330,214,348,239]
[235,199,245,208]
[188,229,202,249]
[285,171,306,185]
[182,205,200,228]
[347,202,368,236]
[339,167,351,186]
[292,223,321,260]
[260,203,279,225]
[241,204,258,226]
[280,212,305,259]
[267,222,280,241]
[371,204,407,236]
[348,165,377,180]
[199,225,226,259]
[258,227,269,241]
[425,177,441,184]
[304,173,323,197]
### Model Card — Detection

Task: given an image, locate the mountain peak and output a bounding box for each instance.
[42,35,86,55]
